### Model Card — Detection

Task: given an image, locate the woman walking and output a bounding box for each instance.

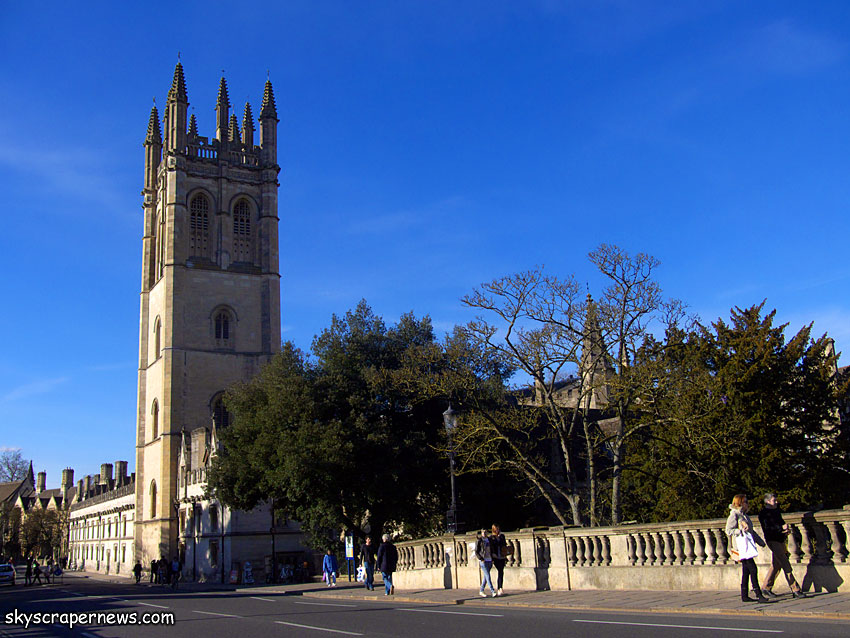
[726,494,769,603]
[376,534,398,596]
[475,529,497,598]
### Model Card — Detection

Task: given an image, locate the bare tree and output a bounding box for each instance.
[0,450,29,483]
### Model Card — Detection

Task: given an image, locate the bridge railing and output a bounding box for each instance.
[391,505,850,592]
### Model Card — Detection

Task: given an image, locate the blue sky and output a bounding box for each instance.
[2,1,849,487]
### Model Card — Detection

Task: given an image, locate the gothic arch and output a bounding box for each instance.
[210,304,238,348]
[210,391,231,429]
[188,191,213,259]
[231,197,255,263]
[149,480,157,519]
[153,316,162,360]
[151,399,159,439]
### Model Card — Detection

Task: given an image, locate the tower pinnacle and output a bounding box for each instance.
[145,105,162,145]
[260,80,278,120]
[217,77,231,107]
[168,62,188,102]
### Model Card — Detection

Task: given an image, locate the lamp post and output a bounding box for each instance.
[442,404,461,534]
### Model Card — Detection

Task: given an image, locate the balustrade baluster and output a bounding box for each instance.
[568,537,578,567]
[672,531,685,565]
[602,536,612,566]
[704,528,717,565]
[626,535,637,566]
[835,520,850,563]
[636,534,647,566]
[715,528,730,564]
[652,532,665,565]
[815,523,832,563]
[576,536,586,566]
[801,524,816,563]
[661,532,673,565]
[787,525,803,563]
[644,533,656,565]
[694,529,707,565]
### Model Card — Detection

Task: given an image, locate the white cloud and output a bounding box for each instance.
[1,377,68,403]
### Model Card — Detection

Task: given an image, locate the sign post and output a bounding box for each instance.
[344,534,355,582]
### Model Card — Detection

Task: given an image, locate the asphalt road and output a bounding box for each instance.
[1,576,847,638]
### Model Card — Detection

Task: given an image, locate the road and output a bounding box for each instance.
[1,575,847,638]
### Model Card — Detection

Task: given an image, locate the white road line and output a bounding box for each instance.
[275,620,363,635]
[250,596,277,602]
[294,601,357,608]
[397,608,504,617]
[573,620,783,633]
[68,591,86,596]
[193,610,242,618]
[138,602,170,608]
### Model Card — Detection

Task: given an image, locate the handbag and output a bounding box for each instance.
[733,532,759,561]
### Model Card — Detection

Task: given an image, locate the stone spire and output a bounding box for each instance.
[26,461,34,487]
[145,105,162,145]
[229,113,240,143]
[260,79,278,120]
[188,113,198,137]
[168,61,188,103]
[241,102,254,146]
[216,77,231,143]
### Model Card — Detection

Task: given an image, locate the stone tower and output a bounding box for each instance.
[135,63,280,563]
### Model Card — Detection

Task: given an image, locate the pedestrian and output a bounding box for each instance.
[158,559,167,586]
[25,557,32,586]
[726,494,770,603]
[150,559,157,584]
[475,529,497,597]
[170,556,181,590]
[490,524,508,596]
[359,536,376,591]
[322,549,338,587]
[759,493,807,598]
[33,561,43,585]
[131,560,141,584]
[376,534,398,596]
[46,558,54,584]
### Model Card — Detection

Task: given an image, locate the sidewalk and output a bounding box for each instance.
[297,581,850,621]
[61,572,850,620]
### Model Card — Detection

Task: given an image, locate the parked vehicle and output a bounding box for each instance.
[0,564,16,586]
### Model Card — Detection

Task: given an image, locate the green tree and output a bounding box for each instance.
[624,303,848,522]
[21,509,63,559]
[207,301,449,548]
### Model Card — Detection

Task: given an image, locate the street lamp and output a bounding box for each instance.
[442,404,461,534]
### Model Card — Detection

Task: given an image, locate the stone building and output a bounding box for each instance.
[67,462,135,574]
[133,63,306,581]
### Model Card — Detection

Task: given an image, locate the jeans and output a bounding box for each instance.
[363,562,374,589]
[382,571,393,595]
[325,571,336,585]
[479,560,495,594]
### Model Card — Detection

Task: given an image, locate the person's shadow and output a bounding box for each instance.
[799,513,845,594]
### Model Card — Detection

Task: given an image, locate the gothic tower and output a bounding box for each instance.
[135,63,280,563]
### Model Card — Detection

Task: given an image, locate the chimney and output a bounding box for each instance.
[36,471,46,493]
[76,478,84,502]
[83,475,92,499]
[115,461,128,486]
[61,468,74,505]
[100,463,113,485]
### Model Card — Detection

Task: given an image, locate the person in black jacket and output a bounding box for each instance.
[489,524,508,596]
[359,536,376,591]
[376,534,398,596]
[758,493,806,598]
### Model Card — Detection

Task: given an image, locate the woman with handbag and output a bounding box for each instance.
[725,494,770,603]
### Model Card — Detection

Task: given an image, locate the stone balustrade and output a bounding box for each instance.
[391,506,850,593]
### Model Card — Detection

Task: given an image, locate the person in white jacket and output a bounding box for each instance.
[725,494,769,603]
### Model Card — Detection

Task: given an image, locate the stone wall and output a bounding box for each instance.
[392,506,850,592]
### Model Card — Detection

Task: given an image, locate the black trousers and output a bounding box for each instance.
[493,558,506,590]
[740,558,760,597]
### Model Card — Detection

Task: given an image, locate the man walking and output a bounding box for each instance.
[376,534,398,596]
[359,536,376,591]
[759,493,807,598]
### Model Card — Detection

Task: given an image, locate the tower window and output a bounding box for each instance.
[212,394,230,429]
[215,312,230,340]
[153,316,162,360]
[233,199,252,263]
[150,480,157,519]
[190,194,210,258]
[151,399,159,439]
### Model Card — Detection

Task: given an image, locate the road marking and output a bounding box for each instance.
[275,621,363,635]
[397,608,504,617]
[573,620,783,633]
[138,602,170,608]
[250,596,277,602]
[193,610,242,618]
[82,633,100,638]
[294,601,357,608]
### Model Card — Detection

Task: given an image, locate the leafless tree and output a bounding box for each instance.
[0,450,29,483]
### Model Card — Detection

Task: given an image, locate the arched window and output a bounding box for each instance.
[155,213,165,279]
[233,199,252,263]
[153,316,162,360]
[151,399,159,439]
[189,194,210,258]
[215,312,230,341]
[212,394,230,429]
[150,480,157,518]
